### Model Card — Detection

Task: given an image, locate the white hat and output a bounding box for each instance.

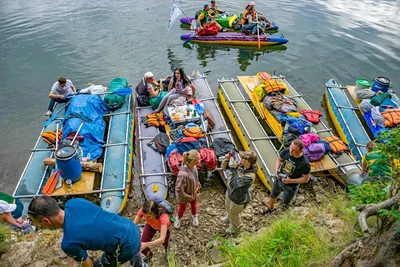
[0,200,16,214]
[250,1,255,6]
[144,72,154,78]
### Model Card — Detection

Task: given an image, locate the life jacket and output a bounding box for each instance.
[183,126,206,139]
[198,10,209,25]
[41,130,63,146]
[300,110,323,124]
[141,113,166,128]
[381,109,400,127]
[263,79,288,95]
[323,136,350,153]
[241,9,255,24]
[167,150,183,175]
[365,150,391,178]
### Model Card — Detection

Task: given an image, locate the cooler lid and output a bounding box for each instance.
[55,145,76,159]
[377,76,390,85]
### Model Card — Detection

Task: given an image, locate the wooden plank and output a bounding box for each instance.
[50,171,95,196]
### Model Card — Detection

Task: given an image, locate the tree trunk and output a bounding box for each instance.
[331,222,400,267]
[43,158,102,173]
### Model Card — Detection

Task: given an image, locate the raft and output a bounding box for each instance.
[324,79,370,161]
[180,32,288,46]
[135,72,237,201]
[13,85,135,214]
[219,75,363,186]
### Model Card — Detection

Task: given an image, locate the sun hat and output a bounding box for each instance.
[144,72,154,78]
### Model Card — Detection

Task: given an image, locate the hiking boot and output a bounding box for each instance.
[221,216,229,224]
[192,214,199,226]
[45,110,53,117]
[174,216,181,229]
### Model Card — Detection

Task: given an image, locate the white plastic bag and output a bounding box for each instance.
[359,99,374,113]
[371,106,385,127]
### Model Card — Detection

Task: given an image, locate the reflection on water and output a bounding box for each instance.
[186,43,287,71]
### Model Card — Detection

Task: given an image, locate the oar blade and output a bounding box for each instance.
[112,87,133,96]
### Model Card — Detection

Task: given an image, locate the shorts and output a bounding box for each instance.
[270,178,300,206]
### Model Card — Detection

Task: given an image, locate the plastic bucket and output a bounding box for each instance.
[55,145,82,183]
[354,78,371,91]
[371,76,391,93]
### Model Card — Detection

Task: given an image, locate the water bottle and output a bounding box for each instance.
[66,179,72,188]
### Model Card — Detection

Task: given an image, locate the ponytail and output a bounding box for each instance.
[183,150,200,165]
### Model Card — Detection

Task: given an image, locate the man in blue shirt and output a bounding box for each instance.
[28,196,144,267]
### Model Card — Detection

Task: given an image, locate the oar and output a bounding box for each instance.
[42,170,59,195]
[43,102,70,127]
[256,13,261,49]
[67,87,133,98]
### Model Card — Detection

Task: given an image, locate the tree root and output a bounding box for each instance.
[358,193,400,235]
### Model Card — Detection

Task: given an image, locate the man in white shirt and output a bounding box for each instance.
[45,77,77,117]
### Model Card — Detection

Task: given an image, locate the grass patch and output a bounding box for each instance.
[0,223,11,255]
[217,194,358,267]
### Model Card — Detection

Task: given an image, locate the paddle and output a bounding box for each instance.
[42,170,59,195]
[43,102,70,127]
[183,30,196,46]
[256,13,261,49]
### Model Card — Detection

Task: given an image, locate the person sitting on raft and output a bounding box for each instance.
[241,2,270,30]
[209,0,225,16]
[154,67,196,113]
[45,76,77,117]
[135,72,160,98]
[134,200,172,262]
[197,4,223,36]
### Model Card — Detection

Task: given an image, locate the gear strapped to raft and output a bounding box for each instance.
[300,110,323,124]
[141,113,167,128]
[323,136,350,154]
[41,130,63,146]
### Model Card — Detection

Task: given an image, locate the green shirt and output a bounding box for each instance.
[0,192,15,204]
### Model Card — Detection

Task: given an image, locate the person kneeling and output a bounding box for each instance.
[267,139,311,211]
[134,200,172,262]
[221,151,257,234]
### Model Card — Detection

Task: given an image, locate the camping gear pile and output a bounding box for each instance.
[255,75,351,162]
[353,76,400,136]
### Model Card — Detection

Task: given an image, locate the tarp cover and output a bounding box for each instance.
[62,94,109,160]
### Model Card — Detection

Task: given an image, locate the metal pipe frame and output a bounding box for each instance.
[14,187,127,199]
[122,95,132,195]
[103,111,131,117]
[99,113,113,198]
[102,143,127,148]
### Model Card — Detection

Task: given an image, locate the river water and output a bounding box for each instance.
[0,0,399,193]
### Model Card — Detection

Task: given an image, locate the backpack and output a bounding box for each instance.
[183,126,206,139]
[167,150,183,175]
[147,133,170,154]
[137,95,150,107]
[175,137,200,154]
[303,143,326,162]
[157,200,176,223]
[281,133,298,147]
[370,92,391,106]
[211,137,237,157]
[203,110,215,131]
[197,148,218,171]
[141,113,167,128]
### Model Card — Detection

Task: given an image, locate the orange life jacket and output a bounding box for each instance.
[241,9,256,24]
[300,110,322,124]
[141,113,166,128]
[381,109,400,127]
[263,79,288,95]
[183,127,206,139]
[41,130,63,146]
[323,136,350,153]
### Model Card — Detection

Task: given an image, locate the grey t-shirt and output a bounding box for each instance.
[51,80,74,95]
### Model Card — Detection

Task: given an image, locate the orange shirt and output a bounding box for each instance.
[137,208,171,231]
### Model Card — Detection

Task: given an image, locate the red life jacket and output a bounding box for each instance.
[300,110,322,124]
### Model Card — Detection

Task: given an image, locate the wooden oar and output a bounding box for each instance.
[256,13,261,49]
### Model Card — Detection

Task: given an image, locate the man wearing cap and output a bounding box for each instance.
[221,150,258,234]
[0,191,24,228]
[28,196,145,267]
[135,72,160,98]
[209,0,224,16]
[267,139,310,211]
[197,4,223,34]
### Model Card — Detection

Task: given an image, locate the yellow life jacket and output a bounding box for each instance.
[263,79,288,95]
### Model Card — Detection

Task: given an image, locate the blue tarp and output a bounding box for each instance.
[62,95,109,161]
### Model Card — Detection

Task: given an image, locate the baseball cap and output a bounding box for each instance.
[204,4,209,8]
[144,72,154,78]
[239,150,258,164]
[0,200,17,214]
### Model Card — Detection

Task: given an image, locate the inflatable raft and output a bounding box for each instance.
[324,79,370,161]
[13,80,134,215]
[180,32,288,46]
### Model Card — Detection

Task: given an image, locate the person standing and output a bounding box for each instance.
[221,151,257,234]
[174,150,201,229]
[28,196,145,267]
[134,200,172,261]
[45,77,77,117]
[267,139,310,210]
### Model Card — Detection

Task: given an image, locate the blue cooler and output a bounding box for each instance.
[371,76,391,93]
[55,145,82,183]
